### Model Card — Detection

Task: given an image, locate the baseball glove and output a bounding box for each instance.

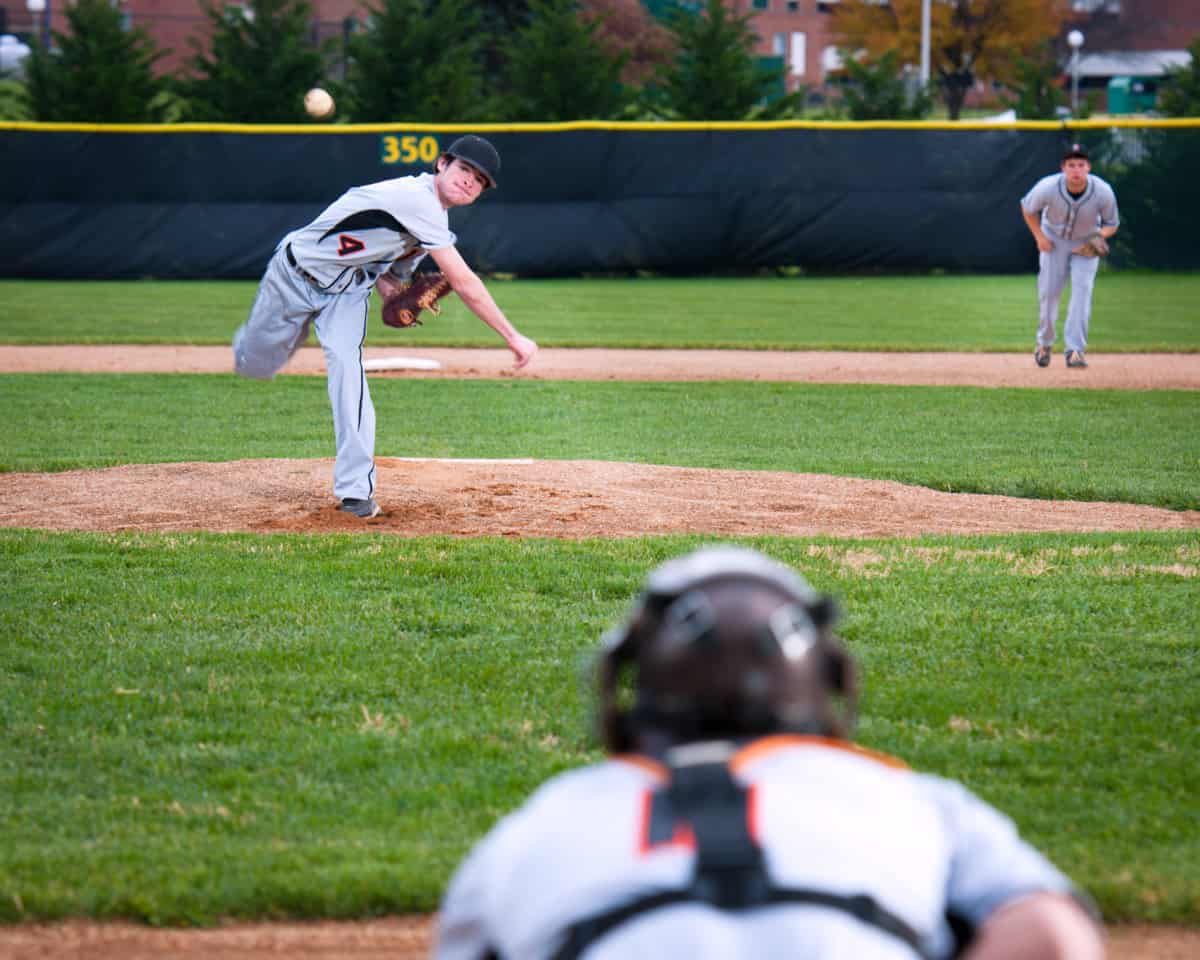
[1072,231,1110,258]
[379,272,453,328]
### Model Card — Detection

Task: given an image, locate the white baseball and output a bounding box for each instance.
[304,87,335,119]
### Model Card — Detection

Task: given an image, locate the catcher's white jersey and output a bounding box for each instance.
[284,172,455,287]
[1020,173,1119,247]
[434,735,1079,960]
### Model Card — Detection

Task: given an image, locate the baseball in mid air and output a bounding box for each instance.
[304,87,335,120]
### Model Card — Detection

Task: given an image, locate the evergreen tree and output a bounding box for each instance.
[1002,41,1067,120]
[1158,35,1200,117]
[25,0,166,122]
[0,78,32,121]
[499,0,628,121]
[179,0,326,123]
[838,49,932,120]
[475,0,534,86]
[649,0,801,120]
[343,0,489,122]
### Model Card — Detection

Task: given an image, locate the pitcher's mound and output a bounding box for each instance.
[0,458,1196,539]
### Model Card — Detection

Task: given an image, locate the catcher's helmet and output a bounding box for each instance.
[441,135,500,189]
[597,546,856,755]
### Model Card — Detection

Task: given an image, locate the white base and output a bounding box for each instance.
[364,356,442,371]
[394,457,535,464]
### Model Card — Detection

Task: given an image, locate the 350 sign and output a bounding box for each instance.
[380,134,441,167]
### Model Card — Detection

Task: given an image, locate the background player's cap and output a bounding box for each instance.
[443,135,500,189]
[1063,142,1090,161]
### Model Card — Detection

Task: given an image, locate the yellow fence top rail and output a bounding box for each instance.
[3,118,1200,134]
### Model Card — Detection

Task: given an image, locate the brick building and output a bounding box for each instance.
[1,0,1195,110]
[731,0,842,99]
[0,0,366,75]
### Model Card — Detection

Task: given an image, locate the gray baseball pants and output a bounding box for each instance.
[232,244,377,503]
[1036,239,1100,355]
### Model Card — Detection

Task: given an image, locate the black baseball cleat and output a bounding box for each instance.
[339,497,382,518]
[1065,350,1088,369]
[1034,346,1051,367]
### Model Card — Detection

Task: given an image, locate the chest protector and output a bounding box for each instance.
[551,756,933,960]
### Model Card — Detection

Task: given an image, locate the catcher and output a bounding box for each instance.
[434,546,1105,960]
[1020,142,1119,370]
[232,135,537,519]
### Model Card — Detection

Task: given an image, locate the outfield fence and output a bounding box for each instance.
[1,118,1197,279]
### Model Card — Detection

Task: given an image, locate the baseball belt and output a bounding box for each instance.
[285,243,324,287]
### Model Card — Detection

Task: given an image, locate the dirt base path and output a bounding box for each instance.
[0,917,1196,960]
[3,345,1198,389]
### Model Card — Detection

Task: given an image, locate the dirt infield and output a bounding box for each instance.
[3,345,1197,956]
[1,917,1198,960]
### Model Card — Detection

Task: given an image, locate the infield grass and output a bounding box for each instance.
[2,374,1197,510]
[2,272,1199,351]
[0,532,1196,924]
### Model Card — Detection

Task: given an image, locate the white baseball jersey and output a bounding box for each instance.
[284,172,455,289]
[1020,173,1119,246]
[233,171,457,503]
[434,735,1081,960]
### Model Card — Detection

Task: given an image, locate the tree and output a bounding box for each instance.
[474,0,534,84]
[648,0,802,120]
[178,0,326,123]
[0,78,32,121]
[1158,35,1200,117]
[837,48,933,119]
[831,0,1066,120]
[499,0,629,120]
[343,0,490,122]
[24,0,166,122]
[1002,40,1067,119]
[579,0,673,85]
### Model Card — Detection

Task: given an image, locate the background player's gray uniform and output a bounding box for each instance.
[1020,173,1119,356]
[233,173,454,503]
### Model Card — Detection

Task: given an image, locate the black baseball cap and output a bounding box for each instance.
[1063,142,1090,161]
[442,135,500,189]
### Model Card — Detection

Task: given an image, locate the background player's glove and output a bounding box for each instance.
[1072,231,1109,258]
[380,272,453,328]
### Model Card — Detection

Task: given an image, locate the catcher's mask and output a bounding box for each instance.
[598,546,857,755]
[440,135,500,189]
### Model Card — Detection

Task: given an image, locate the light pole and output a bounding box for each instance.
[1067,29,1084,115]
[26,0,45,49]
[920,0,931,88]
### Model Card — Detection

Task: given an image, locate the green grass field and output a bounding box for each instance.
[2,271,1199,351]
[1,274,1198,928]
[1,533,1197,925]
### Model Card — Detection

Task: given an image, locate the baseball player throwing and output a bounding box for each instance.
[1021,142,1119,370]
[232,135,537,519]
[434,546,1105,959]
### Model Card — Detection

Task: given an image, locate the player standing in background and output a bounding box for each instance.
[232,135,537,519]
[1021,143,1120,370]
[434,545,1105,960]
